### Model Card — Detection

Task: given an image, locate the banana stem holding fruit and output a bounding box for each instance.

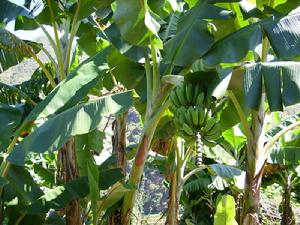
[195,132,203,166]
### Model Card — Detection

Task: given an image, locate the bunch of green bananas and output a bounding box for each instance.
[169,83,205,111]
[170,83,221,147]
[174,106,220,147]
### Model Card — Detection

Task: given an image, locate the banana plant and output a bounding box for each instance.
[151,108,246,225]
[107,1,249,223]
[263,115,300,225]
[0,1,133,224]
[199,1,300,224]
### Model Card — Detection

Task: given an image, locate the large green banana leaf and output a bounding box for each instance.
[75,133,101,224]
[0,104,23,151]
[203,13,300,66]
[265,113,300,165]
[113,0,160,46]
[15,0,114,31]
[163,0,234,66]
[7,91,133,165]
[24,47,111,123]
[265,113,300,139]
[104,23,146,62]
[243,62,300,111]
[107,48,146,99]
[268,146,300,165]
[26,177,89,214]
[0,0,31,24]
[214,195,238,225]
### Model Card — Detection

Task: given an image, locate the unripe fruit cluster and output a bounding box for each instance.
[170,82,221,147]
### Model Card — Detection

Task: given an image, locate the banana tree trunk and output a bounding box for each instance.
[165,170,179,225]
[242,163,264,225]
[109,112,128,225]
[281,175,295,225]
[112,112,128,173]
[57,138,81,225]
[242,99,266,225]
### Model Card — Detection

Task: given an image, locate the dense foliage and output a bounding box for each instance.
[0,0,300,225]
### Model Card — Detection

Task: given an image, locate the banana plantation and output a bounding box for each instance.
[1,0,300,224]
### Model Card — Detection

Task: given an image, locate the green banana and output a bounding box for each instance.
[198,108,206,126]
[205,123,221,136]
[196,92,205,106]
[170,90,181,107]
[185,83,193,103]
[176,86,188,105]
[179,114,185,125]
[204,132,220,141]
[186,107,194,127]
[202,138,216,147]
[183,123,194,136]
[178,131,193,141]
[191,108,199,126]
[169,104,177,113]
[193,85,200,103]
[202,117,217,133]
[174,117,181,127]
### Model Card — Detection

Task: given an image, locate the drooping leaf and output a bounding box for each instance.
[218,91,249,131]
[159,12,179,41]
[183,176,211,193]
[77,22,109,56]
[275,0,300,15]
[5,165,44,204]
[74,0,115,20]
[113,0,152,46]
[268,146,300,165]
[0,104,23,151]
[262,63,283,111]
[0,28,41,72]
[24,47,111,124]
[7,91,133,166]
[263,13,300,60]
[87,159,100,224]
[98,183,135,211]
[204,145,238,166]
[76,129,105,158]
[265,113,300,140]
[214,195,238,225]
[243,63,262,110]
[0,63,53,105]
[104,23,146,62]
[204,13,300,66]
[281,63,300,106]
[75,133,101,224]
[15,1,62,30]
[33,164,55,185]
[243,62,300,111]
[107,48,146,98]
[26,177,89,214]
[0,176,9,188]
[208,164,243,178]
[0,0,31,24]
[99,168,124,190]
[203,22,262,66]
[163,1,233,66]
